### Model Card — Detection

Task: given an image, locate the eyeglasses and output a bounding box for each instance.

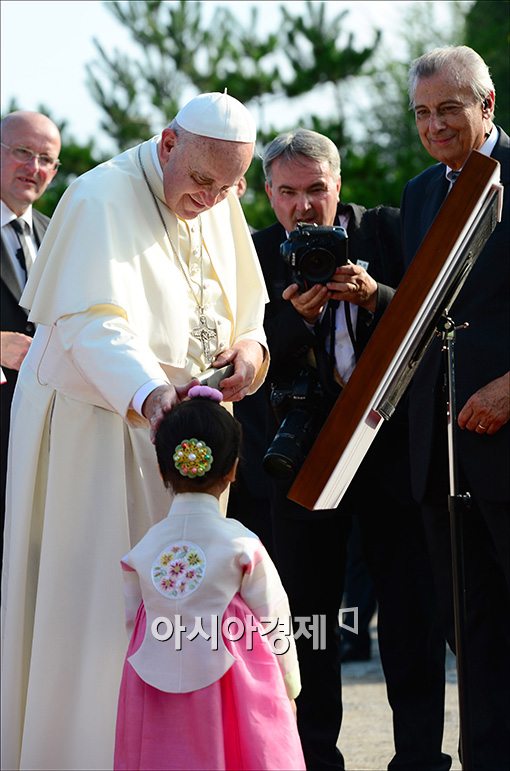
[0,142,61,170]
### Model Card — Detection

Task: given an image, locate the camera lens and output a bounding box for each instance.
[263,408,316,479]
[281,225,348,288]
[299,247,337,285]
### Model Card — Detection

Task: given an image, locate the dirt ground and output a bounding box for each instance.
[336,616,462,771]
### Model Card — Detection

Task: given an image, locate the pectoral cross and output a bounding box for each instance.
[192,313,218,363]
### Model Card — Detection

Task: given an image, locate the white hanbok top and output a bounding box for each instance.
[122,493,301,697]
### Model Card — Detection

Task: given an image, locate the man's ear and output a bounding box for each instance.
[159,128,178,163]
[265,180,273,203]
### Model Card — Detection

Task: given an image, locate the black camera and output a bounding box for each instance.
[263,369,328,479]
[280,222,348,290]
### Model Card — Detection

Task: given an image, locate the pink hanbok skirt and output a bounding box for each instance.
[114,593,305,770]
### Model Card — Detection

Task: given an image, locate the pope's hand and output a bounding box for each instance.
[143,381,199,442]
[212,339,265,402]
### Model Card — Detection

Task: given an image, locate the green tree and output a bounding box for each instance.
[86,0,382,228]
[86,0,282,152]
[342,0,472,208]
[465,0,510,130]
[1,98,107,217]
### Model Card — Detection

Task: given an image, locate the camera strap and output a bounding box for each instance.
[320,299,344,390]
[326,300,356,356]
[344,301,357,350]
[327,300,339,360]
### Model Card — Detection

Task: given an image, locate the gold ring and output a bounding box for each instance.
[477,423,487,430]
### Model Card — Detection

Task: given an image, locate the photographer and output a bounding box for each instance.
[253,129,449,771]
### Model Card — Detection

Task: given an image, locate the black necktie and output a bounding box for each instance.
[10,218,31,281]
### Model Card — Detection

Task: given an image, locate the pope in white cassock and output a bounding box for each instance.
[1,92,269,770]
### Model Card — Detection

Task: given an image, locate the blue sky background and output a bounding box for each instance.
[1,1,464,151]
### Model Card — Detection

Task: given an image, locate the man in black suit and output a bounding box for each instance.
[402,46,509,770]
[0,110,61,556]
[226,175,274,555]
[253,129,449,771]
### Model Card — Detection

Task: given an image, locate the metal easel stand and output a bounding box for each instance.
[439,313,473,771]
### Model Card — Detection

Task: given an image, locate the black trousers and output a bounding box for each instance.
[271,467,451,771]
[272,506,350,771]
[340,515,377,655]
[422,496,510,771]
[355,496,450,771]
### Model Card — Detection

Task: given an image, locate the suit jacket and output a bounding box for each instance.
[1,209,48,363]
[401,127,510,502]
[253,203,413,518]
[1,208,50,517]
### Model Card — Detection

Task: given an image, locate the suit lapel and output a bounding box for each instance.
[32,209,50,248]
[421,166,449,235]
[1,232,25,302]
[492,126,510,184]
[1,209,49,305]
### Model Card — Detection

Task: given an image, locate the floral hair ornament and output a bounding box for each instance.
[173,438,213,478]
[172,385,221,477]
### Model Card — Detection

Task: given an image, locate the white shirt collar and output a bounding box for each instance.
[445,125,499,180]
[1,200,33,230]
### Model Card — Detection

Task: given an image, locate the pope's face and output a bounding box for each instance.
[413,72,491,170]
[265,154,341,233]
[159,128,254,220]
[1,115,61,216]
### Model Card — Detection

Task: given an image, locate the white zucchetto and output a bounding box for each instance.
[175,91,256,143]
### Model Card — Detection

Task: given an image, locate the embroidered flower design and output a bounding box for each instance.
[170,561,185,576]
[152,541,206,599]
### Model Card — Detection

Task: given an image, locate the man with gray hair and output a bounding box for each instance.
[252,128,449,770]
[1,92,269,770]
[402,45,509,769]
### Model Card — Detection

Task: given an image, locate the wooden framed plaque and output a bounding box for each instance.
[288,150,503,511]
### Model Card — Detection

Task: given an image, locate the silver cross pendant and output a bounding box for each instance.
[192,313,218,363]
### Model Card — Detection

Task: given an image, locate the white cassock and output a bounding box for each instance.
[1,137,269,771]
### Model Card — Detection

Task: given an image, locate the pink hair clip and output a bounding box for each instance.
[188,385,223,402]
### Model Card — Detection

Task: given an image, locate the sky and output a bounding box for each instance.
[1,1,464,152]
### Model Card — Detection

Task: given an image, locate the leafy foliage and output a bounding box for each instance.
[347,0,471,208]
[465,0,510,131]
[11,0,507,225]
[1,98,108,218]
[86,0,283,151]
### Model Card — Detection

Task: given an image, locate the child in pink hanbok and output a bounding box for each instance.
[114,385,305,771]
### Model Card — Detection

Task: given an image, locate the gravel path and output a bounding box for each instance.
[337,618,462,771]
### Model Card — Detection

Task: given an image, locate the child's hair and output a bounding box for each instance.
[155,397,242,493]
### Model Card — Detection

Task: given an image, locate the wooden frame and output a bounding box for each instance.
[288,150,503,511]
